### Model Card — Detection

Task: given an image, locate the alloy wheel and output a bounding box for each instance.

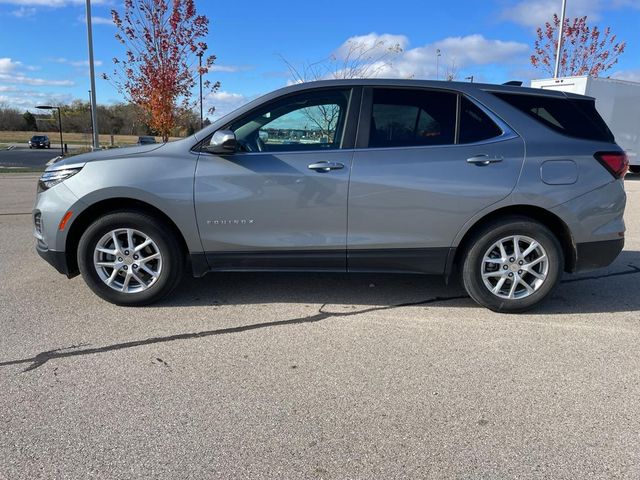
[93,228,162,293]
[481,235,549,300]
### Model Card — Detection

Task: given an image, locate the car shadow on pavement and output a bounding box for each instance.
[162,250,640,315]
[2,252,639,373]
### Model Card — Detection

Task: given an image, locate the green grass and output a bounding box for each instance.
[0,131,180,146]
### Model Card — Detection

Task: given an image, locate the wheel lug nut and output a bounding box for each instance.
[508,272,514,277]
[133,264,138,269]
[509,257,515,262]
[123,265,128,270]
[124,250,129,255]
[133,255,138,260]
[518,270,523,274]
[118,257,123,262]
[503,265,508,270]
[518,260,524,265]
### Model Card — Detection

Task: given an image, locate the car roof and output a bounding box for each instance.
[272,78,590,100]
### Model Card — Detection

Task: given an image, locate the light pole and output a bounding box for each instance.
[36,105,64,156]
[553,0,567,78]
[85,0,100,150]
[198,52,204,129]
[436,49,442,80]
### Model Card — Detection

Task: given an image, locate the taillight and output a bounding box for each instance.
[595,151,629,179]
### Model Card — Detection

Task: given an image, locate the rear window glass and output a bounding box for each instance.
[491,92,614,142]
[459,97,503,144]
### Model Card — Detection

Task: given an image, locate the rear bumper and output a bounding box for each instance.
[574,238,624,273]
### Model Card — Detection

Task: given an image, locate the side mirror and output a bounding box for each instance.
[204,130,237,154]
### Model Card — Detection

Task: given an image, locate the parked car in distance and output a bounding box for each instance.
[33,79,627,312]
[137,136,157,145]
[29,135,50,149]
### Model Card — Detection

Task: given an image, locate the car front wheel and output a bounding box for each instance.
[461,216,563,313]
[77,211,184,306]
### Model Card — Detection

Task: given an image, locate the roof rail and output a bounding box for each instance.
[502,81,523,86]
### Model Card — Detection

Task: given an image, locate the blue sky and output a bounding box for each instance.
[0,0,639,119]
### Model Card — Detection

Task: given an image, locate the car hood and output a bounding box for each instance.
[46,143,165,170]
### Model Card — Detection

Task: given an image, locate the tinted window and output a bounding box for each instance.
[369,89,457,148]
[230,89,350,152]
[491,92,614,142]
[459,97,503,143]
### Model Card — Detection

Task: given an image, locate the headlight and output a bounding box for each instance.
[38,168,82,192]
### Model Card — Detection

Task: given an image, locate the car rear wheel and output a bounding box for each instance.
[78,211,184,306]
[461,216,563,313]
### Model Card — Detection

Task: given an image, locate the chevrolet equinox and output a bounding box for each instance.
[33,79,628,312]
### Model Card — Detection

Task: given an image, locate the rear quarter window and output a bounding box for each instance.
[459,97,503,144]
[490,92,614,143]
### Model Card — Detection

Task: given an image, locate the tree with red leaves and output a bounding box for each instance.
[104,0,219,141]
[531,15,626,78]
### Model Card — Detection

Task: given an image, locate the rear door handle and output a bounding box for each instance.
[308,161,345,172]
[466,155,504,166]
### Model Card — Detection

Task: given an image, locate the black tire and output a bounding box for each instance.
[461,216,564,313]
[629,166,640,174]
[77,211,184,306]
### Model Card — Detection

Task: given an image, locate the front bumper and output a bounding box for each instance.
[36,245,75,277]
[33,181,84,277]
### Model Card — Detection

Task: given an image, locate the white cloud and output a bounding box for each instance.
[11,6,35,17]
[0,58,21,73]
[0,57,74,86]
[334,33,410,59]
[0,0,106,6]
[430,35,529,65]
[51,58,103,68]
[501,0,639,29]
[0,72,74,86]
[0,89,74,109]
[75,60,102,67]
[327,33,529,80]
[204,91,249,119]
[78,14,113,26]
[611,70,640,83]
[1,0,109,18]
[210,64,251,73]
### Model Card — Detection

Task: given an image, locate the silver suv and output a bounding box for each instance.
[33,80,628,312]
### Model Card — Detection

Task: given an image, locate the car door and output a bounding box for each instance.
[194,87,359,271]
[347,87,525,274]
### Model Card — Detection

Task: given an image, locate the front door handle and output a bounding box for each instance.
[308,161,345,172]
[466,155,504,166]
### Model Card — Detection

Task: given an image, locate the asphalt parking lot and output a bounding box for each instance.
[0,147,60,169]
[2,173,640,479]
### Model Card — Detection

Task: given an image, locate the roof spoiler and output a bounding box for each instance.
[502,81,523,86]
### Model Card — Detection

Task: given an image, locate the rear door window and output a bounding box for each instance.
[369,89,457,148]
[491,92,614,142]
